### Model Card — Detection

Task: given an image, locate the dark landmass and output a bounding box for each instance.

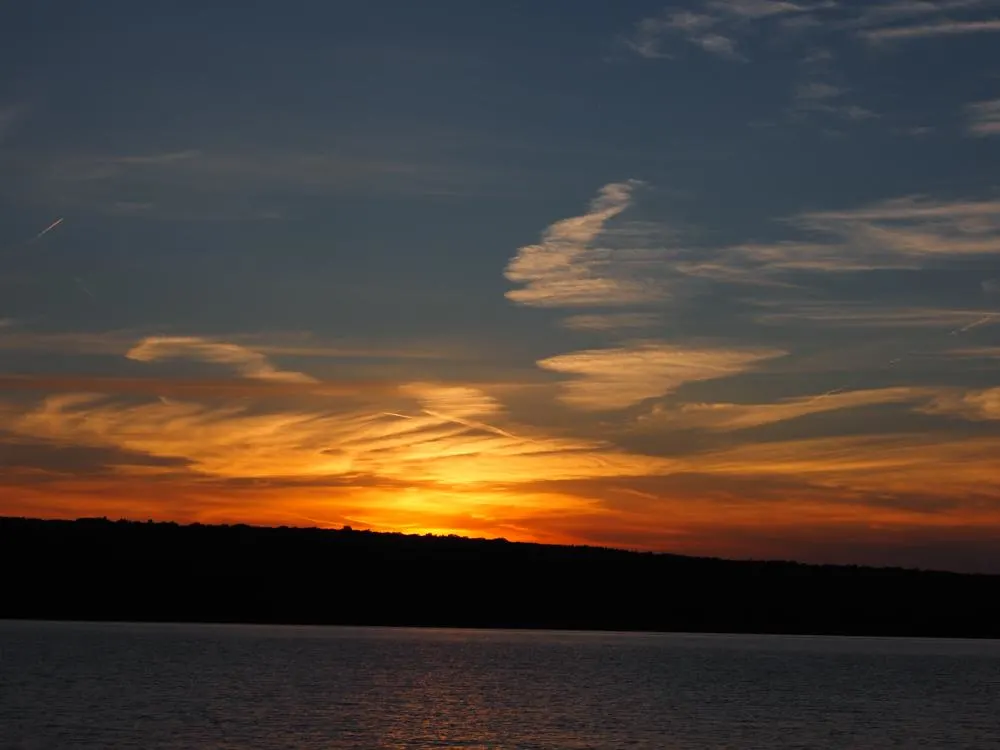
[3,516,999,638]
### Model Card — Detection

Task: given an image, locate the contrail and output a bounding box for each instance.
[806,308,997,405]
[31,217,64,242]
[0,217,66,258]
[949,313,998,335]
[74,277,95,299]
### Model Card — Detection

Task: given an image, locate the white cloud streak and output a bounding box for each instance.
[862,17,1000,41]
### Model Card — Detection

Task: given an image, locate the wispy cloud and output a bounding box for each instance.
[720,196,1000,276]
[0,373,393,400]
[560,313,663,332]
[966,98,1000,136]
[8,146,480,218]
[125,336,318,384]
[621,1,832,61]
[791,81,879,122]
[862,17,1000,41]
[4,391,676,487]
[505,181,668,308]
[399,382,503,419]
[793,197,1000,257]
[707,0,815,19]
[845,0,1000,43]
[537,342,785,411]
[688,432,1000,497]
[640,387,934,431]
[852,0,998,27]
[753,303,999,329]
[0,328,472,363]
[622,9,744,60]
[623,1,1000,66]
[948,346,1000,358]
[920,386,1000,420]
[111,150,203,166]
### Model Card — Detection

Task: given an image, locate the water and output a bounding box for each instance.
[2,621,999,749]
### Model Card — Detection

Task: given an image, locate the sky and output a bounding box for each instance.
[2,0,1000,573]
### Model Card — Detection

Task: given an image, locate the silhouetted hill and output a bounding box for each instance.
[3,516,999,637]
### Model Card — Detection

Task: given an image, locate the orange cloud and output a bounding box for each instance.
[126,336,318,383]
[538,342,785,410]
[642,387,933,431]
[3,390,677,486]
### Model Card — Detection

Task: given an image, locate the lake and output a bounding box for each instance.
[1,621,999,749]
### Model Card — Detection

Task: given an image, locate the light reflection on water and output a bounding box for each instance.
[1,621,999,749]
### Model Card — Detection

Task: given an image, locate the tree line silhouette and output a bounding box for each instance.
[3,516,998,637]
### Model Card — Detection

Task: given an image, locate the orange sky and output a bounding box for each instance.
[4,4,1000,574]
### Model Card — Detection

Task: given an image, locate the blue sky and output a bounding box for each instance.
[2,0,1000,572]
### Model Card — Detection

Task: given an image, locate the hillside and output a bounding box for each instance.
[3,516,999,637]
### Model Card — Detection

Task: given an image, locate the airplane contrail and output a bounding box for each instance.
[74,277,95,299]
[31,217,64,242]
[949,313,998,335]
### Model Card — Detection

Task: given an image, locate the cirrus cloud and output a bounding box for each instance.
[537,342,785,411]
[126,336,318,384]
[504,181,669,308]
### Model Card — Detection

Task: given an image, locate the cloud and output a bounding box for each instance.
[852,0,998,27]
[920,387,1000,420]
[622,10,743,60]
[719,196,1000,276]
[0,373,393,400]
[505,181,669,307]
[623,1,1000,67]
[862,18,1000,41]
[4,391,677,487]
[537,342,785,410]
[792,197,1000,257]
[790,81,879,122]
[6,146,479,218]
[641,387,934,431]
[125,336,318,384]
[966,98,1000,136]
[707,0,813,18]
[687,432,1000,499]
[0,328,473,364]
[112,150,203,166]
[753,303,999,329]
[848,0,1000,43]
[948,346,1000,358]
[399,383,503,419]
[621,1,831,61]
[560,313,663,332]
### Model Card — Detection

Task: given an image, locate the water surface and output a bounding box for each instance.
[2,621,999,749]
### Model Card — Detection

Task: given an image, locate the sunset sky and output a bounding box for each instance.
[2,0,1000,572]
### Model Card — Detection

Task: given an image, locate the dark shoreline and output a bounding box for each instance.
[4,516,999,639]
